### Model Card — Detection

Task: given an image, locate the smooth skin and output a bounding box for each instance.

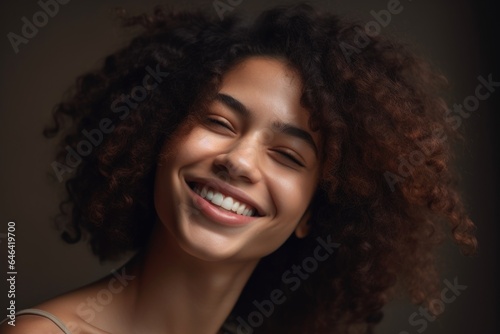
[1,57,321,334]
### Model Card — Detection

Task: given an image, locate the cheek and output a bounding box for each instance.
[175,127,223,163]
[272,174,314,217]
[153,128,222,219]
[260,173,318,243]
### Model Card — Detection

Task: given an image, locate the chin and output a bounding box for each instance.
[169,212,250,262]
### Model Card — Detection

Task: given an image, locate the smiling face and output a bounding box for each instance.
[154,57,321,262]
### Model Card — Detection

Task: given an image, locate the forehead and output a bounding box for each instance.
[218,57,321,147]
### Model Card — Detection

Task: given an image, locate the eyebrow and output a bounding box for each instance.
[216,93,318,156]
[216,93,250,117]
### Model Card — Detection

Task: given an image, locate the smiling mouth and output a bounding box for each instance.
[187,182,259,217]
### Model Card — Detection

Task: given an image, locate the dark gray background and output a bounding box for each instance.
[1,0,498,333]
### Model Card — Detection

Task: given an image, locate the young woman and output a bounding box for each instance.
[1,3,477,334]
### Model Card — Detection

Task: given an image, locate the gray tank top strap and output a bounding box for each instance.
[0,308,72,333]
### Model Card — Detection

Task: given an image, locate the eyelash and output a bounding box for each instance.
[205,117,305,168]
[207,117,232,129]
[274,150,305,167]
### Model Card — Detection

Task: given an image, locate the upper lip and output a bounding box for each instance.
[185,176,265,216]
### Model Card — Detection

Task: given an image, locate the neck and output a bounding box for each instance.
[125,222,259,334]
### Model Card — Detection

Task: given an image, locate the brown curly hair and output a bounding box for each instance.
[44,3,477,333]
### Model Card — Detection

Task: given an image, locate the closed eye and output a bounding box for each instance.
[273,150,305,167]
[206,117,234,131]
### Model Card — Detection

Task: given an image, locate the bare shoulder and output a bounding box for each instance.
[0,308,88,334]
[1,278,119,334]
[0,315,64,333]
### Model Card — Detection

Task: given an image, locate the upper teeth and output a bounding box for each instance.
[193,184,256,217]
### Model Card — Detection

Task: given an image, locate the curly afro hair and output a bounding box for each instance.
[44,3,477,333]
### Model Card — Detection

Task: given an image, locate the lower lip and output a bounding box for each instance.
[185,181,258,227]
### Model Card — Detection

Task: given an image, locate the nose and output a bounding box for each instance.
[213,138,262,184]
